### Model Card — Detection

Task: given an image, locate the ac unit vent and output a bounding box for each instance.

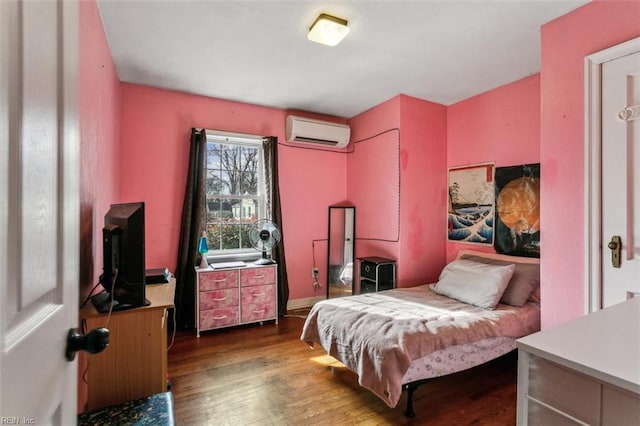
[291,136,340,145]
[285,115,350,148]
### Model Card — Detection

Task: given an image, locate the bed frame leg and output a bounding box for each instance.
[404,384,417,418]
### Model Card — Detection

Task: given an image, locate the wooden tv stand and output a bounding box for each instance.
[80,279,175,410]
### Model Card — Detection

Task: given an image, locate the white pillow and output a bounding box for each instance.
[431,259,515,309]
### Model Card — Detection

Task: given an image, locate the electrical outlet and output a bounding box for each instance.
[312,267,319,278]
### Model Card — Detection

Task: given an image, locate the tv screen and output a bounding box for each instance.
[94,202,149,313]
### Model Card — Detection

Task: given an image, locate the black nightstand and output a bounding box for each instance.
[358,257,396,294]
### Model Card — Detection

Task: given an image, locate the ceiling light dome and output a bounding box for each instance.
[307,13,350,47]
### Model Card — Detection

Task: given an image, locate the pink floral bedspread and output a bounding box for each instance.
[300,285,540,407]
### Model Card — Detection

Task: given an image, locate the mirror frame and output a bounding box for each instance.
[326,205,356,299]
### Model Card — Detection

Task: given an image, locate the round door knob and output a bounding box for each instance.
[65,327,110,361]
[608,241,618,250]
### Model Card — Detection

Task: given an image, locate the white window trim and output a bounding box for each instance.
[204,129,266,261]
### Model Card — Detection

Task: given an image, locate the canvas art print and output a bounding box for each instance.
[494,163,540,257]
[447,163,495,245]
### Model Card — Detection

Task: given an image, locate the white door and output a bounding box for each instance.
[601,50,640,308]
[0,0,79,423]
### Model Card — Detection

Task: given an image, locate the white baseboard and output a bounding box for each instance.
[287,295,325,311]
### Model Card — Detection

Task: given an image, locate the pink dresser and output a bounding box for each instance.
[196,264,277,336]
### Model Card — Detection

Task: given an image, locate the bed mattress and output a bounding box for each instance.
[301,285,540,407]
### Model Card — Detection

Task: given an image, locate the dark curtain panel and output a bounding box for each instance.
[174,128,207,328]
[263,136,289,316]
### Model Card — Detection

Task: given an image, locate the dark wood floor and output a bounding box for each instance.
[167,315,518,425]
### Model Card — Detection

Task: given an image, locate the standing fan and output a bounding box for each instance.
[248,219,281,265]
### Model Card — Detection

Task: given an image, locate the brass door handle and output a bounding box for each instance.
[608,235,621,268]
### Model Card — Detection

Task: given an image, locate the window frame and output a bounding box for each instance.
[204,130,266,261]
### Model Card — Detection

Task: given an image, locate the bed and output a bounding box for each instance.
[300,250,540,417]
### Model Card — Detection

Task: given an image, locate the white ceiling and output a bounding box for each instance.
[97,0,588,118]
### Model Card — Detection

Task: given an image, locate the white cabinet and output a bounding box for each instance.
[517,297,640,425]
[195,264,278,337]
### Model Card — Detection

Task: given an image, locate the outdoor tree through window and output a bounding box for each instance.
[205,135,264,254]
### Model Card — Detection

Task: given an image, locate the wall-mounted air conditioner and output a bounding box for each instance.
[285,115,350,148]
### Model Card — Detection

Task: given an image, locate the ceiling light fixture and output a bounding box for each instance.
[307,13,350,47]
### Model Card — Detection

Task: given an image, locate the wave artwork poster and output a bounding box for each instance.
[447,163,495,245]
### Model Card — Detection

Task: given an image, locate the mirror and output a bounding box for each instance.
[327,206,355,299]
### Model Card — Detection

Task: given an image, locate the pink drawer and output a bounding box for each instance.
[241,284,275,304]
[199,307,239,330]
[199,288,239,310]
[199,270,238,291]
[241,302,276,323]
[241,284,275,323]
[240,266,276,287]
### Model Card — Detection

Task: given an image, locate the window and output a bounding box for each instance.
[204,131,265,256]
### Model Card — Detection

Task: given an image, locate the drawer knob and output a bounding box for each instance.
[213,315,227,320]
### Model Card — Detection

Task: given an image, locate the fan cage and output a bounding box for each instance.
[248,220,281,264]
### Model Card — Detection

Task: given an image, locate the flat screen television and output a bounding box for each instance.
[92,202,150,313]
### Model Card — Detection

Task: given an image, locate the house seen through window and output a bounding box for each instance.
[205,131,265,256]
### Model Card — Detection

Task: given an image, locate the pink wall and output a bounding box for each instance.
[78,0,122,411]
[348,95,447,287]
[118,84,347,301]
[446,74,541,262]
[540,0,640,329]
[398,96,448,285]
[278,123,348,297]
[348,96,402,266]
[79,0,122,293]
